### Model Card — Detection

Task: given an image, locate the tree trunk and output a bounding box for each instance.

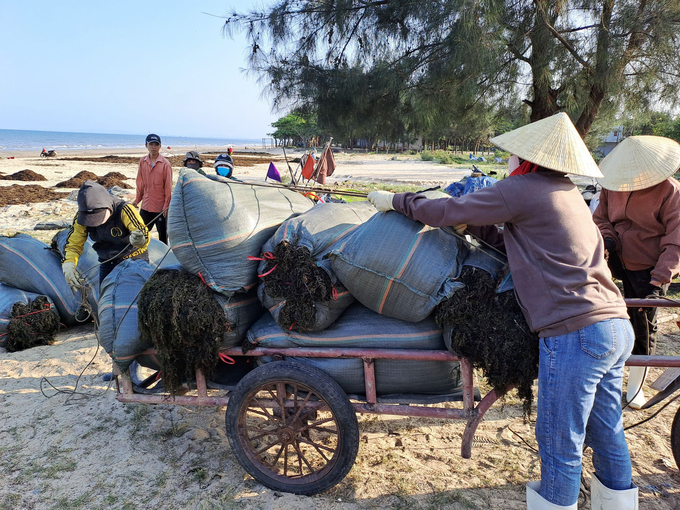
[527,0,560,122]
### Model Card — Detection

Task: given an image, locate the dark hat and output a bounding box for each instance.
[76,181,113,227]
[183,150,203,167]
[145,133,161,144]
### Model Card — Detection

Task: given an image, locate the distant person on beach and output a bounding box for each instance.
[183,151,204,175]
[133,134,172,244]
[227,147,233,156]
[62,180,149,286]
[214,154,239,181]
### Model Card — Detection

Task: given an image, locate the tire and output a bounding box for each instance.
[671,406,680,470]
[225,360,359,495]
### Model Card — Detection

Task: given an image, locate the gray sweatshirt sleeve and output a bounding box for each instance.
[392,185,515,228]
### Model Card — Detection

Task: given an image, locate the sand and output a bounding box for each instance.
[0,148,679,509]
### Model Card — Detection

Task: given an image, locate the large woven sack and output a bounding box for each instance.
[258,201,376,331]
[0,234,82,325]
[327,203,468,322]
[167,170,314,296]
[247,303,460,395]
[98,259,156,371]
[0,283,54,333]
[204,287,264,348]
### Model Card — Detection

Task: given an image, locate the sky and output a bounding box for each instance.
[0,1,279,139]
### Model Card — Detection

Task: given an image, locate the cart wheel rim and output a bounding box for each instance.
[236,379,342,485]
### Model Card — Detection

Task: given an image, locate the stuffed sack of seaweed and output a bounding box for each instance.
[0,283,54,334]
[327,192,469,322]
[167,169,314,296]
[0,234,83,325]
[434,247,539,415]
[257,201,376,331]
[4,295,60,352]
[247,302,461,396]
[137,268,263,395]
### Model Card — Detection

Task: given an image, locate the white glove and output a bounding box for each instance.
[129,229,146,248]
[367,191,396,212]
[62,261,80,290]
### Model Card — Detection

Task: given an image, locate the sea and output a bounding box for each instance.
[0,128,265,152]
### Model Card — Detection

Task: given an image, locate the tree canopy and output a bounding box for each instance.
[224,1,680,141]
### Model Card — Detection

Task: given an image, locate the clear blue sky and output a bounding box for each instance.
[0,1,278,139]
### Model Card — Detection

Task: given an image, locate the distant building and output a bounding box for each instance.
[599,126,624,157]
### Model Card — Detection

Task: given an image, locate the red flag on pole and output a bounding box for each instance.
[301,154,315,180]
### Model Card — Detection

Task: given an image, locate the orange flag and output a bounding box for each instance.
[301,154,315,180]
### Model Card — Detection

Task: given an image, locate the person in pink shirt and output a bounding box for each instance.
[133,133,172,244]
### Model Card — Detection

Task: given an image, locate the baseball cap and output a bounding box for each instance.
[214,154,234,169]
[145,134,161,144]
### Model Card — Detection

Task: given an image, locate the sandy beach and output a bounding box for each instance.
[0,148,678,509]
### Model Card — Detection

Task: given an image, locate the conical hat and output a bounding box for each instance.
[598,135,680,191]
[490,112,602,178]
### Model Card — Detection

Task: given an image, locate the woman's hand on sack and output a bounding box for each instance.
[367,191,395,212]
[62,261,80,291]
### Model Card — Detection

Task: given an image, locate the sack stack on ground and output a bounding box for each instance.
[167,170,314,296]
[0,234,84,326]
[257,201,376,331]
[247,303,461,396]
[327,194,469,322]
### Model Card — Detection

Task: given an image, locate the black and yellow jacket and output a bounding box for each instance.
[64,195,150,265]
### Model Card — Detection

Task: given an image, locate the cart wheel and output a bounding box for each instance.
[671,406,680,470]
[225,361,359,495]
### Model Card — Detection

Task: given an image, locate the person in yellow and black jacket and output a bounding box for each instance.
[62,180,150,287]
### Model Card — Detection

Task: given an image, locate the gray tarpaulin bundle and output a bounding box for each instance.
[247,303,460,396]
[258,201,376,331]
[98,259,156,371]
[327,206,468,322]
[0,283,54,333]
[0,234,83,325]
[167,169,314,296]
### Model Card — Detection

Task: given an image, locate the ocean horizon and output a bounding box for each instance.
[0,128,266,152]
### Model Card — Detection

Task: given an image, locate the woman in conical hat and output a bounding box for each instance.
[594,136,680,410]
[368,112,636,509]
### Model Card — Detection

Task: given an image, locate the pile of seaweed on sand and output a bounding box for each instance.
[137,269,228,395]
[0,169,47,181]
[55,171,131,189]
[435,266,539,416]
[3,296,60,352]
[261,242,334,331]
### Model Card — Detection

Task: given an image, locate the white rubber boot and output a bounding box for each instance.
[526,481,577,509]
[626,366,647,409]
[591,475,638,510]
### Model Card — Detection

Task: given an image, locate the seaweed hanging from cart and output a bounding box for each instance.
[261,241,334,331]
[4,296,60,352]
[138,269,228,395]
[435,266,539,416]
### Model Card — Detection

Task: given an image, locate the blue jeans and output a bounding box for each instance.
[536,318,635,506]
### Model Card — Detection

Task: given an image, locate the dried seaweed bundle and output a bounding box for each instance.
[261,242,334,330]
[5,296,60,352]
[138,270,227,395]
[435,266,539,415]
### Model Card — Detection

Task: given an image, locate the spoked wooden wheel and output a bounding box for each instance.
[225,361,359,495]
[671,405,680,470]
